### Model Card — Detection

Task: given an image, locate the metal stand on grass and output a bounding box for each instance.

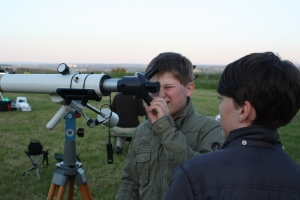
[22,153,43,179]
[47,111,93,200]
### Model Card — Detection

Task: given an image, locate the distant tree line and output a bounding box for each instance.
[110,67,127,73]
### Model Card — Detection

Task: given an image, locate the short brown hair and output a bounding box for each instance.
[146,52,194,86]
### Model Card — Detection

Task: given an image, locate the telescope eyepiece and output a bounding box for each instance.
[145,82,160,93]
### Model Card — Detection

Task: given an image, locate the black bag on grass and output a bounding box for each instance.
[28,139,43,155]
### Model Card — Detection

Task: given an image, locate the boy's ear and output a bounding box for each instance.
[186,82,195,97]
[238,101,256,124]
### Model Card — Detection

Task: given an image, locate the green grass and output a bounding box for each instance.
[193,73,221,90]
[0,88,299,199]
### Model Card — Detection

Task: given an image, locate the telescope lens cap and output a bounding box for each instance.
[57,63,70,75]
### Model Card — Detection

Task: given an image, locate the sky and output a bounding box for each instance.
[1,0,299,65]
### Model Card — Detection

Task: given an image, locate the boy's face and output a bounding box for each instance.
[149,72,194,119]
[218,95,240,138]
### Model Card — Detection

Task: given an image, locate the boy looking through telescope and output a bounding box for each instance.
[116,52,224,200]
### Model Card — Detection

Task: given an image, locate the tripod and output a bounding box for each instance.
[47,111,93,200]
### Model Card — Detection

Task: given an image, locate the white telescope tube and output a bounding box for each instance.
[0,73,109,96]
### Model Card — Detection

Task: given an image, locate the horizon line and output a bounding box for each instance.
[0,62,227,66]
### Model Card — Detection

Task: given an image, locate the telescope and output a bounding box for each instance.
[1,63,162,192]
[0,63,160,168]
[0,63,160,129]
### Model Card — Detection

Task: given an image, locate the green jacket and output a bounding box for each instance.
[116,99,223,200]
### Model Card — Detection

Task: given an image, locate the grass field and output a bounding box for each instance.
[0,88,299,199]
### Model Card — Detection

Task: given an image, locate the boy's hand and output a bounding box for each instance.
[145,97,170,124]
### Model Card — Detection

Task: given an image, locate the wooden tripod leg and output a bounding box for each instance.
[47,183,57,200]
[78,182,93,200]
[56,186,66,200]
[78,184,89,200]
[84,182,93,200]
[68,179,75,200]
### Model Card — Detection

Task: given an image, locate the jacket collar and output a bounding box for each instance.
[222,125,283,150]
[174,97,194,125]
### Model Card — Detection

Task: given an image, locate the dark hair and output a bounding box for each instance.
[217,52,300,128]
[146,52,194,86]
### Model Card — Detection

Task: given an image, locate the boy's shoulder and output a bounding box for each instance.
[183,103,219,126]
[135,120,151,133]
[183,112,221,130]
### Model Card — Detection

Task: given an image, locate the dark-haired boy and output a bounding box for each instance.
[165,52,300,200]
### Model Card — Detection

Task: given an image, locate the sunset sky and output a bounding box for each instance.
[1,0,299,65]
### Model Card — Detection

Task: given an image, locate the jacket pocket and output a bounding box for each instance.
[135,151,151,186]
